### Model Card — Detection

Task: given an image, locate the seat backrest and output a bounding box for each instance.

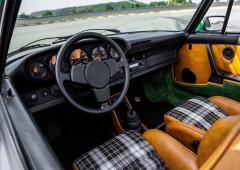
[197,116,240,169]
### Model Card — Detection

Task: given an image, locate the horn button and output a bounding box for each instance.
[85,61,111,88]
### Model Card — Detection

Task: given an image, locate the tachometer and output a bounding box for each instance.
[92,47,107,61]
[49,55,57,74]
[70,49,88,66]
[28,62,46,80]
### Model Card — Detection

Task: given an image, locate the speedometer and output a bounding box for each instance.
[70,49,88,66]
[92,47,107,61]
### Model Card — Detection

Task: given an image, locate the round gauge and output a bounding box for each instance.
[49,55,57,74]
[110,48,119,59]
[70,49,88,66]
[92,47,107,61]
[28,62,46,79]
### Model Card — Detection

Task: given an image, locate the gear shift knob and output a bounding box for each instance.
[126,109,144,133]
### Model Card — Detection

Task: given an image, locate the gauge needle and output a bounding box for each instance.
[33,66,38,73]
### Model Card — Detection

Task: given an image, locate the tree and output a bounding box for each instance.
[106,4,114,11]
[135,4,140,8]
[188,0,193,4]
[41,11,53,17]
[19,12,29,19]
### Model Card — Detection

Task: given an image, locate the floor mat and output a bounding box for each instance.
[142,68,195,107]
[127,82,174,128]
[135,100,173,128]
[35,105,115,170]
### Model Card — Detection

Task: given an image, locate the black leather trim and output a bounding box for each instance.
[187,33,240,44]
[206,44,223,84]
[2,78,63,170]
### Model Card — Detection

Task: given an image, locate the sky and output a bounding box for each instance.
[19,0,202,14]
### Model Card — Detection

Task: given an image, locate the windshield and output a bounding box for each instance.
[9,0,202,53]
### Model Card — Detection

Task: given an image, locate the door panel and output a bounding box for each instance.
[174,43,211,84]
[212,44,240,74]
[173,42,240,101]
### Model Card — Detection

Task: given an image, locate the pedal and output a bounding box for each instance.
[134,96,141,103]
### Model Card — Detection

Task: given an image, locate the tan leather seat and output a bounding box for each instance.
[164,96,240,152]
[74,116,240,170]
[144,115,240,170]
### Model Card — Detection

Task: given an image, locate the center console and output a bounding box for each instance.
[110,94,147,134]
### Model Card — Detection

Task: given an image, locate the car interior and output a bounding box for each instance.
[2,0,240,170]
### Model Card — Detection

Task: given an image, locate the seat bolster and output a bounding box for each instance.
[143,129,198,170]
[164,114,180,124]
[209,96,240,116]
[73,162,79,170]
[165,121,206,152]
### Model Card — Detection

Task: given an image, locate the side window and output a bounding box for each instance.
[196,1,229,32]
[226,2,240,32]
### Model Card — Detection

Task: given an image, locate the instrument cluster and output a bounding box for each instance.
[26,45,120,80]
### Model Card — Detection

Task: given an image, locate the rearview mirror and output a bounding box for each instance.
[196,16,225,32]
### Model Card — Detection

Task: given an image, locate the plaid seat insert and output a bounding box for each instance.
[74,131,167,170]
[166,96,228,131]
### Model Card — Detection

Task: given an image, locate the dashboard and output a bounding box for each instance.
[6,31,186,113]
[26,43,121,81]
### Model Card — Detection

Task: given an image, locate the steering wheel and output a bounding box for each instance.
[55,32,130,114]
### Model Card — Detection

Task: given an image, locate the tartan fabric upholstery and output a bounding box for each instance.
[166,96,229,131]
[74,131,167,170]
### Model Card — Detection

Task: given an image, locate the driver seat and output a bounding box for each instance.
[73,115,240,170]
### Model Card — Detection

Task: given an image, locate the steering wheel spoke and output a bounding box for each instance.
[92,85,110,103]
[59,72,71,83]
[117,58,126,68]
[71,64,88,84]
[104,58,120,77]
[56,32,129,114]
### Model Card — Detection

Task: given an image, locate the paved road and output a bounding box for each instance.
[9,6,239,53]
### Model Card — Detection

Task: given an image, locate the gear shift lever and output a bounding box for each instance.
[126,109,144,133]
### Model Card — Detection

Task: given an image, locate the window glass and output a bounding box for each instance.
[196,0,228,32]
[9,0,203,53]
[226,2,240,32]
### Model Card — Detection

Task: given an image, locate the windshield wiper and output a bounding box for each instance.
[8,43,51,57]
[8,28,121,57]
[51,29,121,44]
[8,37,66,57]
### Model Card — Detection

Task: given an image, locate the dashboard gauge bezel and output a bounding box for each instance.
[91,46,108,61]
[70,48,89,66]
[109,47,120,59]
[27,61,47,80]
[49,55,57,74]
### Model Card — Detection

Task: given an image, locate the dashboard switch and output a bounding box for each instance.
[31,94,38,101]
[43,91,48,97]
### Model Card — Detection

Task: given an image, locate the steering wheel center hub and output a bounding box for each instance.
[85,61,110,88]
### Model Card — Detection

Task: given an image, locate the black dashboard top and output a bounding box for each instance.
[5,31,185,113]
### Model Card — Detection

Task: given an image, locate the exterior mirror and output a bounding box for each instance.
[196,16,225,32]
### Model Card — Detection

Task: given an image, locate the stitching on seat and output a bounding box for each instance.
[148,129,197,157]
[168,122,206,135]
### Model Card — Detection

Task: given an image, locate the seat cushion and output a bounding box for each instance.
[74,131,167,170]
[165,96,228,131]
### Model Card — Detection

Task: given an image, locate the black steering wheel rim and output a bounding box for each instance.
[55,32,130,114]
